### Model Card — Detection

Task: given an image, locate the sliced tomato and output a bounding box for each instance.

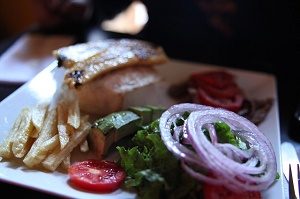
[196,88,244,112]
[198,81,242,99]
[203,183,262,199]
[189,70,245,112]
[190,71,235,89]
[68,159,126,193]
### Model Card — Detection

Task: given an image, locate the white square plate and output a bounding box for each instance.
[0,59,284,199]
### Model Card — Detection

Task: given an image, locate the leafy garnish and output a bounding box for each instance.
[203,121,248,149]
[214,121,238,146]
[117,120,200,199]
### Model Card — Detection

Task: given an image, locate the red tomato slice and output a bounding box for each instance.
[196,88,244,112]
[203,183,262,199]
[189,70,245,112]
[190,71,235,89]
[198,81,242,99]
[68,159,126,193]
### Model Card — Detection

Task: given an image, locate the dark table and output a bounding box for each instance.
[0,25,298,198]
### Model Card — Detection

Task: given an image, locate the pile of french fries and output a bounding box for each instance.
[0,87,91,171]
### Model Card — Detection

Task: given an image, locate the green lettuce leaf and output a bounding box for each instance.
[117,120,200,199]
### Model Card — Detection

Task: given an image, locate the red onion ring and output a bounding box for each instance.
[159,103,277,193]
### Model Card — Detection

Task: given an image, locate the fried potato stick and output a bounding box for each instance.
[23,108,58,168]
[57,103,70,149]
[0,108,24,158]
[31,103,48,138]
[79,139,89,152]
[42,122,90,171]
[12,108,35,158]
[67,97,80,129]
[61,155,71,170]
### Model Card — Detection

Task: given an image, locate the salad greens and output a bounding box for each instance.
[214,121,247,149]
[117,120,201,199]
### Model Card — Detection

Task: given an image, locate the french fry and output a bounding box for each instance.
[80,139,89,152]
[23,134,60,168]
[23,108,58,168]
[61,155,71,170]
[31,103,48,138]
[42,122,90,171]
[67,98,80,129]
[57,103,70,149]
[12,108,35,158]
[0,108,26,159]
[57,125,69,149]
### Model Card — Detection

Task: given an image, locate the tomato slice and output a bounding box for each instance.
[198,82,242,99]
[203,183,262,199]
[190,71,235,89]
[68,159,126,193]
[196,88,244,112]
[189,70,245,112]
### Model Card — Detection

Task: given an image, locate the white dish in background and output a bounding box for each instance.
[0,33,74,84]
[0,59,284,199]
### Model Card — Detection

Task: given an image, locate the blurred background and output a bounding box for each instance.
[0,0,297,72]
